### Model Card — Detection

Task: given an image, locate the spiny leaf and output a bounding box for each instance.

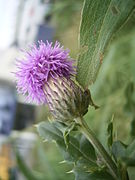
[74,164,114,180]
[76,0,135,88]
[37,121,63,142]
[63,122,76,149]
[37,121,96,165]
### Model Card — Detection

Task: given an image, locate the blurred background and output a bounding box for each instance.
[0,0,135,179]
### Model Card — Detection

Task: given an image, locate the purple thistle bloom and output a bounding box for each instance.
[15,41,75,104]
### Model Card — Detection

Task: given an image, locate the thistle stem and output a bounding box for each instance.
[121,164,129,180]
[76,117,119,179]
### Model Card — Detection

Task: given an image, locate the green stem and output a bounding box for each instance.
[121,164,129,180]
[76,117,119,179]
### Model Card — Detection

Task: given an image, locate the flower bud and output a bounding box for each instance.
[44,77,90,123]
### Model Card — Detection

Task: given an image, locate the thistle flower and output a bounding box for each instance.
[15,41,90,123]
[15,41,75,104]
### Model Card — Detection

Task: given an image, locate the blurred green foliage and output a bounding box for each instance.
[16,138,74,180]
[50,0,83,30]
[85,15,135,146]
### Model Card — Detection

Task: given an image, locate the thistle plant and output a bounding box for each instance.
[14,0,135,179]
[15,40,119,179]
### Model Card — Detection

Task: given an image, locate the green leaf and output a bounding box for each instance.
[126,139,135,159]
[58,136,82,163]
[131,117,135,137]
[37,121,96,165]
[112,141,126,161]
[37,121,63,142]
[107,116,114,150]
[76,0,135,88]
[80,135,96,160]
[122,157,135,167]
[63,122,76,149]
[128,167,135,180]
[112,140,135,167]
[124,82,135,114]
[74,165,114,180]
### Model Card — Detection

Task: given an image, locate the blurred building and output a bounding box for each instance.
[0,0,54,179]
[0,81,16,135]
[0,0,54,130]
[0,0,52,49]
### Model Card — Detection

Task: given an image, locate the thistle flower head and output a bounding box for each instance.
[15,40,90,123]
[15,41,75,104]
